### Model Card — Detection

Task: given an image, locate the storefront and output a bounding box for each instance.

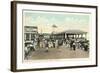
[24,26,38,42]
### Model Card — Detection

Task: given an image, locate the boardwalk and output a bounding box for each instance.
[25,45,89,60]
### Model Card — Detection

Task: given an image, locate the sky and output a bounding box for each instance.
[23,10,90,34]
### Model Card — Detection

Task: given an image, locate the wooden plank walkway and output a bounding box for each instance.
[25,45,89,60]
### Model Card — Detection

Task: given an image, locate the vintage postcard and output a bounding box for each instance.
[23,10,90,60]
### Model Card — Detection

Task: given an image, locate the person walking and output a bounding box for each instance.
[72,42,76,51]
[55,39,58,48]
[45,40,49,52]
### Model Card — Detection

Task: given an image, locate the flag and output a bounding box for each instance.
[52,24,57,28]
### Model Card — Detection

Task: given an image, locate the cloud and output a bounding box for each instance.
[23,12,90,33]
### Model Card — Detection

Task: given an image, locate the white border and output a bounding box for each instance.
[17,3,96,69]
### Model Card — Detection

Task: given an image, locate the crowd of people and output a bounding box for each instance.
[24,37,89,58]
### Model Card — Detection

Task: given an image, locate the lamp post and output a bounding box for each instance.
[52,24,57,40]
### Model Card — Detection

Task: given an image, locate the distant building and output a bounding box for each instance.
[51,30,87,40]
[38,33,50,41]
[24,26,38,42]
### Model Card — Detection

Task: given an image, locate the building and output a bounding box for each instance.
[24,26,38,43]
[51,30,87,40]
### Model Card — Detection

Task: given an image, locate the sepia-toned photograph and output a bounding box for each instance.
[23,10,90,60]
